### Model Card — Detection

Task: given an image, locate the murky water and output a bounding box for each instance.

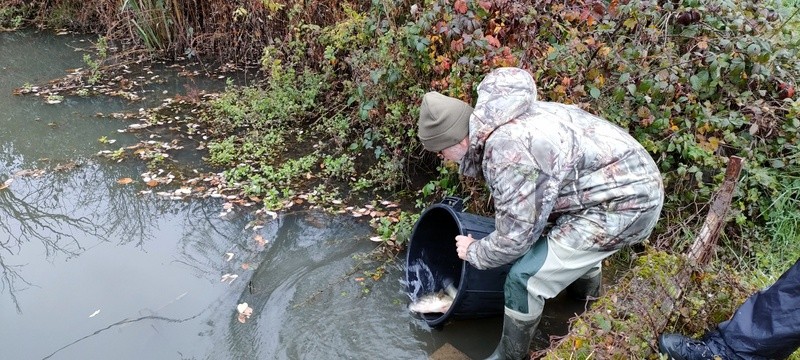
[0,30,589,360]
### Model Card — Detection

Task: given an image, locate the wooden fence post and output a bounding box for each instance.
[687,156,745,266]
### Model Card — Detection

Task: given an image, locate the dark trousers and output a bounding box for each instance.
[715,258,800,359]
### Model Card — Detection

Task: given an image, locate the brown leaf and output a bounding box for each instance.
[146,179,159,187]
[117,178,134,185]
[241,263,250,270]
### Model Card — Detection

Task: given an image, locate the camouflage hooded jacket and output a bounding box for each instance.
[460,68,664,270]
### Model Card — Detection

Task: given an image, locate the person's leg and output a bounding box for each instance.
[487,237,616,360]
[566,262,602,300]
[714,257,800,359]
[660,258,800,360]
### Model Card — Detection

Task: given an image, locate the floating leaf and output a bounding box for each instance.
[236,303,254,323]
[254,234,267,247]
[237,303,249,314]
[89,309,101,318]
[369,236,383,242]
[0,178,12,190]
[117,178,134,185]
[221,274,239,283]
[225,252,234,262]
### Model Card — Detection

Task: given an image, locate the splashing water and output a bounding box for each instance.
[401,256,437,303]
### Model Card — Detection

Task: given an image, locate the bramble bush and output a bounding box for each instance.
[7,0,798,268]
[353,0,800,271]
[310,0,799,271]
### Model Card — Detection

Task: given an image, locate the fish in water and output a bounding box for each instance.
[408,282,458,314]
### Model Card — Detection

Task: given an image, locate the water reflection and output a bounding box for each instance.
[0,30,595,360]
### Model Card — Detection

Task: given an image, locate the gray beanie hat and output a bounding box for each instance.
[417,91,472,152]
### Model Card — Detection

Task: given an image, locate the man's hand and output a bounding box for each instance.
[455,234,475,260]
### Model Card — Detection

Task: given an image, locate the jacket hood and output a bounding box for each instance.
[460,67,538,178]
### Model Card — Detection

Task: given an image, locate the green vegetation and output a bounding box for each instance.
[4,0,800,355]
[541,251,769,358]
[82,36,107,85]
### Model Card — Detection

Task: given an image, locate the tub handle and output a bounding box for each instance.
[439,196,464,212]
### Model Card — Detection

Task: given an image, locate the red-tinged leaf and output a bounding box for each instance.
[117,177,134,185]
[454,0,468,14]
[254,234,267,246]
[478,0,491,11]
[241,263,250,270]
[485,35,501,48]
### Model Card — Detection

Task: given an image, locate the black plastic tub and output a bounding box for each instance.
[405,197,511,327]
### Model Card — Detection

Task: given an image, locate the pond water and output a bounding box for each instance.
[0,30,589,360]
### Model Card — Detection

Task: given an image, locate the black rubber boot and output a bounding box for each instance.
[658,333,734,360]
[566,270,602,300]
[484,313,540,360]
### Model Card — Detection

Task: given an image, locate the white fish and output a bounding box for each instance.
[408,283,458,314]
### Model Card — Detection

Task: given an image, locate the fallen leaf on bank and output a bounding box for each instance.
[117,177,134,185]
[89,309,101,318]
[369,236,383,242]
[146,179,159,187]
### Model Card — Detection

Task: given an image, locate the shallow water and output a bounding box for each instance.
[0,30,589,360]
